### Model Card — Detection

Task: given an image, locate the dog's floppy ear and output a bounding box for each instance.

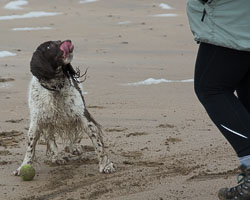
[30,50,56,80]
[62,63,77,77]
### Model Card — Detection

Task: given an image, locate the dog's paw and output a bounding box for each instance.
[65,144,84,156]
[99,161,116,174]
[13,167,21,176]
[50,156,67,165]
[53,158,67,165]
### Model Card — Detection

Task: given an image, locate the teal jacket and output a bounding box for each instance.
[186,0,250,51]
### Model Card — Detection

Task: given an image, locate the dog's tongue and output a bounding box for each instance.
[60,41,73,57]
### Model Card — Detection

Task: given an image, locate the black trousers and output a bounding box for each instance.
[195,42,250,157]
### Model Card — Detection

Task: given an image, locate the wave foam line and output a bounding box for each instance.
[0,11,62,20]
[80,0,99,3]
[153,13,178,17]
[117,21,131,25]
[12,27,52,31]
[0,51,16,58]
[159,3,173,10]
[4,0,28,10]
[124,78,194,86]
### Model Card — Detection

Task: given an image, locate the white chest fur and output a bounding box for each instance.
[28,76,86,133]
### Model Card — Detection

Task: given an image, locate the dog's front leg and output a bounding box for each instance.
[14,121,40,175]
[83,109,116,173]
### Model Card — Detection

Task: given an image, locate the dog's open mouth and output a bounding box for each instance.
[60,40,74,58]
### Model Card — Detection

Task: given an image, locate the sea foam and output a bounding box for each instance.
[117,21,131,25]
[4,0,28,10]
[80,0,99,3]
[12,27,52,31]
[0,51,16,58]
[152,13,178,17]
[0,11,62,20]
[124,78,194,86]
[159,3,173,10]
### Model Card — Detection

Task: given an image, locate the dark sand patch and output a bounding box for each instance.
[126,132,148,137]
[0,78,15,83]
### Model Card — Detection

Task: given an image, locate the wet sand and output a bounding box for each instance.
[0,0,239,199]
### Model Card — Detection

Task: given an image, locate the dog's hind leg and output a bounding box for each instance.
[46,132,66,165]
[64,137,84,156]
[83,109,116,173]
[14,120,40,175]
[64,123,85,156]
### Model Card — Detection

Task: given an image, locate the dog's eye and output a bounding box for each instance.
[47,46,51,50]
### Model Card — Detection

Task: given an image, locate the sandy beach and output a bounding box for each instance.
[0,0,240,199]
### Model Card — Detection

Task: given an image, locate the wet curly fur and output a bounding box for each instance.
[14,40,115,175]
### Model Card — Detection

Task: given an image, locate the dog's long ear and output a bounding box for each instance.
[62,63,77,77]
[30,50,56,80]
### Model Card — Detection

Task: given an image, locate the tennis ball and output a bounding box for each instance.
[20,164,35,181]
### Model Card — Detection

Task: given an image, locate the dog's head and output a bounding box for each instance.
[30,40,74,80]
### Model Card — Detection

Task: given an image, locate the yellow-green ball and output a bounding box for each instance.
[20,164,35,181]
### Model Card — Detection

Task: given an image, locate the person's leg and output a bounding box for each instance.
[195,42,250,158]
[236,72,250,166]
[237,71,250,114]
[194,43,250,199]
